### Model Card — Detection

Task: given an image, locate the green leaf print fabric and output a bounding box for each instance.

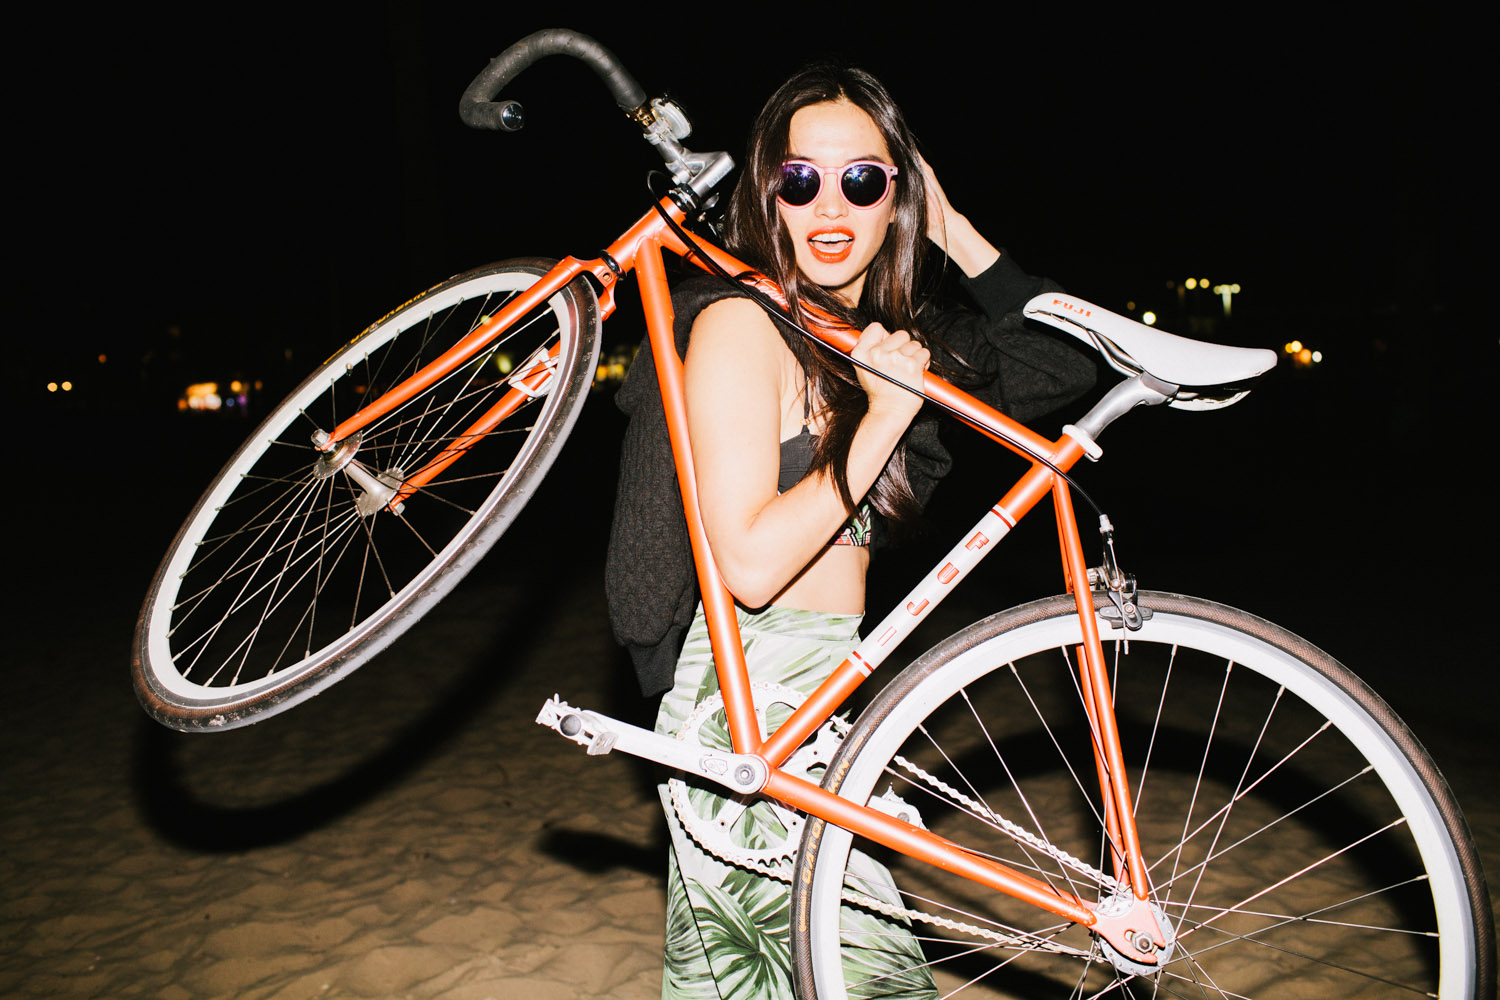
[655,606,938,1000]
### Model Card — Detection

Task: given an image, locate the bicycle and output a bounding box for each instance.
[132,29,1493,999]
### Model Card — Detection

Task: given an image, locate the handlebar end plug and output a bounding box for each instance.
[497,101,526,132]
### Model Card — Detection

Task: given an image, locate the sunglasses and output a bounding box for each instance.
[777,159,900,209]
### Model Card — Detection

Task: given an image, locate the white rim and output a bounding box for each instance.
[805,605,1473,998]
[142,270,582,707]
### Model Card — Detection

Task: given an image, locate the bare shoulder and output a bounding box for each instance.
[686,295,789,386]
[690,296,781,352]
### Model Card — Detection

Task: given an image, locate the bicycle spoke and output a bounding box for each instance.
[181,505,366,682]
[1009,658,1109,833]
[177,474,333,678]
[797,596,1480,1000]
[1163,661,1233,908]
[1150,762,1372,892]
[957,687,1087,903]
[1172,874,1438,938]
[1173,679,1283,937]
[1132,642,1177,815]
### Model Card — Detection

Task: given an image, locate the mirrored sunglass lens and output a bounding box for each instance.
[779,164,820,206]
[841,165,889,207]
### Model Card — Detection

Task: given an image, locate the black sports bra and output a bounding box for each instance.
[775,376,871,546]
[777,425,818,493]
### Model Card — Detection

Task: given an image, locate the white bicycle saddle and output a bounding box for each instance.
[1024,293,1277,410]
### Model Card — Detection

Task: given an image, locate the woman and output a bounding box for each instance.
[607,63,1096,999]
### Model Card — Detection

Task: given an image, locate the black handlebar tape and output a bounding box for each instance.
[459,28,647,131]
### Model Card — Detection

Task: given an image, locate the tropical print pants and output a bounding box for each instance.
[655,605,938,999]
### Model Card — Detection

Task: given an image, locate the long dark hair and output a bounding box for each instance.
[723,62,929,528]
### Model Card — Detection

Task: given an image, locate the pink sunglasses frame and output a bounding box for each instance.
[776,159,900,210]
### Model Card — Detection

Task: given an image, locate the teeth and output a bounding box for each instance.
[811,233,851,244]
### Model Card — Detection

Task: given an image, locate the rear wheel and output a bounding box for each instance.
[134,259,600,730]
[793,592,1492,998]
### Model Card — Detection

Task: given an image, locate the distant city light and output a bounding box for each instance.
[183,382,223,411]
[1185,278,1197,290]
[61,381,73,391]
[593,344,637,387]
[47,382,58,392]
[1142,311,1157,326]
[1283,342,1323,368]
[98,354,107,364]
[1212,282,1241,317]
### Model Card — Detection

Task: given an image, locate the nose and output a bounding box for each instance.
[813,168,847,219]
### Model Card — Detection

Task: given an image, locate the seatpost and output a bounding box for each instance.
[1073,373,1176,441]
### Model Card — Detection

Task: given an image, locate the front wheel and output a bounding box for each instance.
[792,592,1492,999]
[134,259,600,731]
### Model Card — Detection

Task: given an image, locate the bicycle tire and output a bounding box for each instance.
[134,259,600,731]
[792,591,1492,999]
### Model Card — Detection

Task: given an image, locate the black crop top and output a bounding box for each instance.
[777,426,818,493]
[776,379,871,546]
[777,380,818,493]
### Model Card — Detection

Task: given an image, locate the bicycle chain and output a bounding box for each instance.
[884,740,1121,893]
[668,689,1100,956]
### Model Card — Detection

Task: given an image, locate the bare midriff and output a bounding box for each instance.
[769,539,869,614]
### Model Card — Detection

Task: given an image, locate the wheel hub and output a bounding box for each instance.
[312,430,362,478]
[1091,889,1176,977]
[310,430,406,516]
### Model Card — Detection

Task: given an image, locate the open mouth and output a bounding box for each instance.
[808,227,854,264]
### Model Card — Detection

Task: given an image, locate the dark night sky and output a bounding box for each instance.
[19,8,1482,393]
[15,7,1490,662]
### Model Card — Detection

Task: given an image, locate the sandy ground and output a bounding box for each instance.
[5,409,1496,999]
[5,556,670,1000]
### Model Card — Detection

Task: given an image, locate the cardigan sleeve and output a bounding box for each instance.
[927,254,1098,424]
[895,255,1098,517]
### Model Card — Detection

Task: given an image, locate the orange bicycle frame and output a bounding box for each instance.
[319,196,1156,941]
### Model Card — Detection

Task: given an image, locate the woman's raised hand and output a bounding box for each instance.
[919,155,1000,278]
[851,322,929,423]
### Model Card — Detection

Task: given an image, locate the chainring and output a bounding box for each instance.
[668,682,841,869]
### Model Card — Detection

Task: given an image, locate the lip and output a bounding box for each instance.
[807,226,855,264]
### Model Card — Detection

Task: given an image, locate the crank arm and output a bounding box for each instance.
[537,695,767,795]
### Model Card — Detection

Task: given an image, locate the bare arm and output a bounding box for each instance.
[684,297,928,607]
